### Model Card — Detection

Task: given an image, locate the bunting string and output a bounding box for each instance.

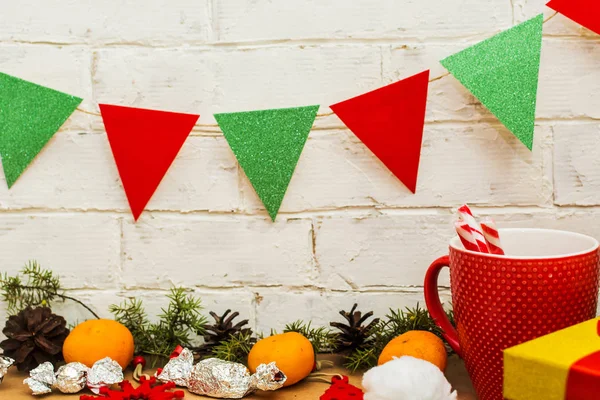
[71,9,557,128]
[0,1,596,222]
[544,11,559,23]
[73,72,454,121]
[75,106,336,127]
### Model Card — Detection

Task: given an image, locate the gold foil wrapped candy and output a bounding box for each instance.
[157,348,286,399]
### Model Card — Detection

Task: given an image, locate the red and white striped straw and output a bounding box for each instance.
[457,205,489,253]
[481,217,505,255]
[455,221,480,252]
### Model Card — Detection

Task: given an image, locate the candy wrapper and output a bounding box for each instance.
[0,357,14,384]
[55,362,89,393]
[86,357,124,394]
[24,357,124,395]
[158,348,286,398]
[24,362,56,395]
[157,347,194,387]
[189,358,286,398]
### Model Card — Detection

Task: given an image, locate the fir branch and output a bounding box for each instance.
[383,304,444,340]
[109,298,148,329]
[158,288,207,343]
[283,320,338,354]
[211,331,255,364]
[446,308,456,327]
[0,261,99,318]
[109,298,156,354]
[343,347,378,373]
[110,288,207,361]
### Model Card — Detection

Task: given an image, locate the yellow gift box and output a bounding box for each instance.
[503,317,600,400]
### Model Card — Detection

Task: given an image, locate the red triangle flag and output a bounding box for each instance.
[547,0,600,35]
[99,104,199,220]
[330,70,430,193]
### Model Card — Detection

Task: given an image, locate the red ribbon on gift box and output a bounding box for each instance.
[565,321,600,399]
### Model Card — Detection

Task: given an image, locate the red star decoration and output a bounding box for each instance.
[320,375,364,400]
[80,376,184,400]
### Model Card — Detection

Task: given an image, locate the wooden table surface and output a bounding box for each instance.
[1,355,478,399]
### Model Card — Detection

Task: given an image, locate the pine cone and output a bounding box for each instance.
[330,303,380,353]
[198,310,253,356]
[0,306,69,372]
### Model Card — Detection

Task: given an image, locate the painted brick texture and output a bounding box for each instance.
[0,0,599,336]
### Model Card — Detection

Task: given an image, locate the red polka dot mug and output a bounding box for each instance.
[424,228,600,400]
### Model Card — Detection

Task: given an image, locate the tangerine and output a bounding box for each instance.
[247,332,314,387]
[62,319,134,369]
[377,330,447,371]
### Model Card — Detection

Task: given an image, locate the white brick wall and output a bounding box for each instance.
[1,0,599,335]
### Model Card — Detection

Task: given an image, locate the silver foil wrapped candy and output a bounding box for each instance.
[0,357,14,384]
[157,347,194,387]
[188,358,286,398]
[54,362,88,393]
[23,362,56,395]
[250,362,288,392]
[86,357,124,394]
[158,348,286,399]
[23,357,124,395]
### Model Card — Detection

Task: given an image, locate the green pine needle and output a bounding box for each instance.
[0,261,99,318]
[109,287,207,361]
[1,261,61,314]
[343,347,378,373]
[283,320,338,354]
[211,331,255,364]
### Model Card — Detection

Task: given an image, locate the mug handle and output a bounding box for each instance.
[424,255,462,357]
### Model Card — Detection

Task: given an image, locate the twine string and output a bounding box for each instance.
[315,360,335,370]
[76,107,335,128]
[306,373,344,384]
[429,71,451,83]
[76,107,101,117]
[544,11,559,24]
[75,11,562,123]
[132,363,151,383]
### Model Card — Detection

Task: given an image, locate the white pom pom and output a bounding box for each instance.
[362,356,457,400]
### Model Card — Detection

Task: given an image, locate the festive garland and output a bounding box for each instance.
[0,262,453,374]
[0,4,595,223]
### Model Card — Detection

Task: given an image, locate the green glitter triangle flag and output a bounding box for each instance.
[0,72,82,187]
[440,14,543,150]
[215,105,319,221]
